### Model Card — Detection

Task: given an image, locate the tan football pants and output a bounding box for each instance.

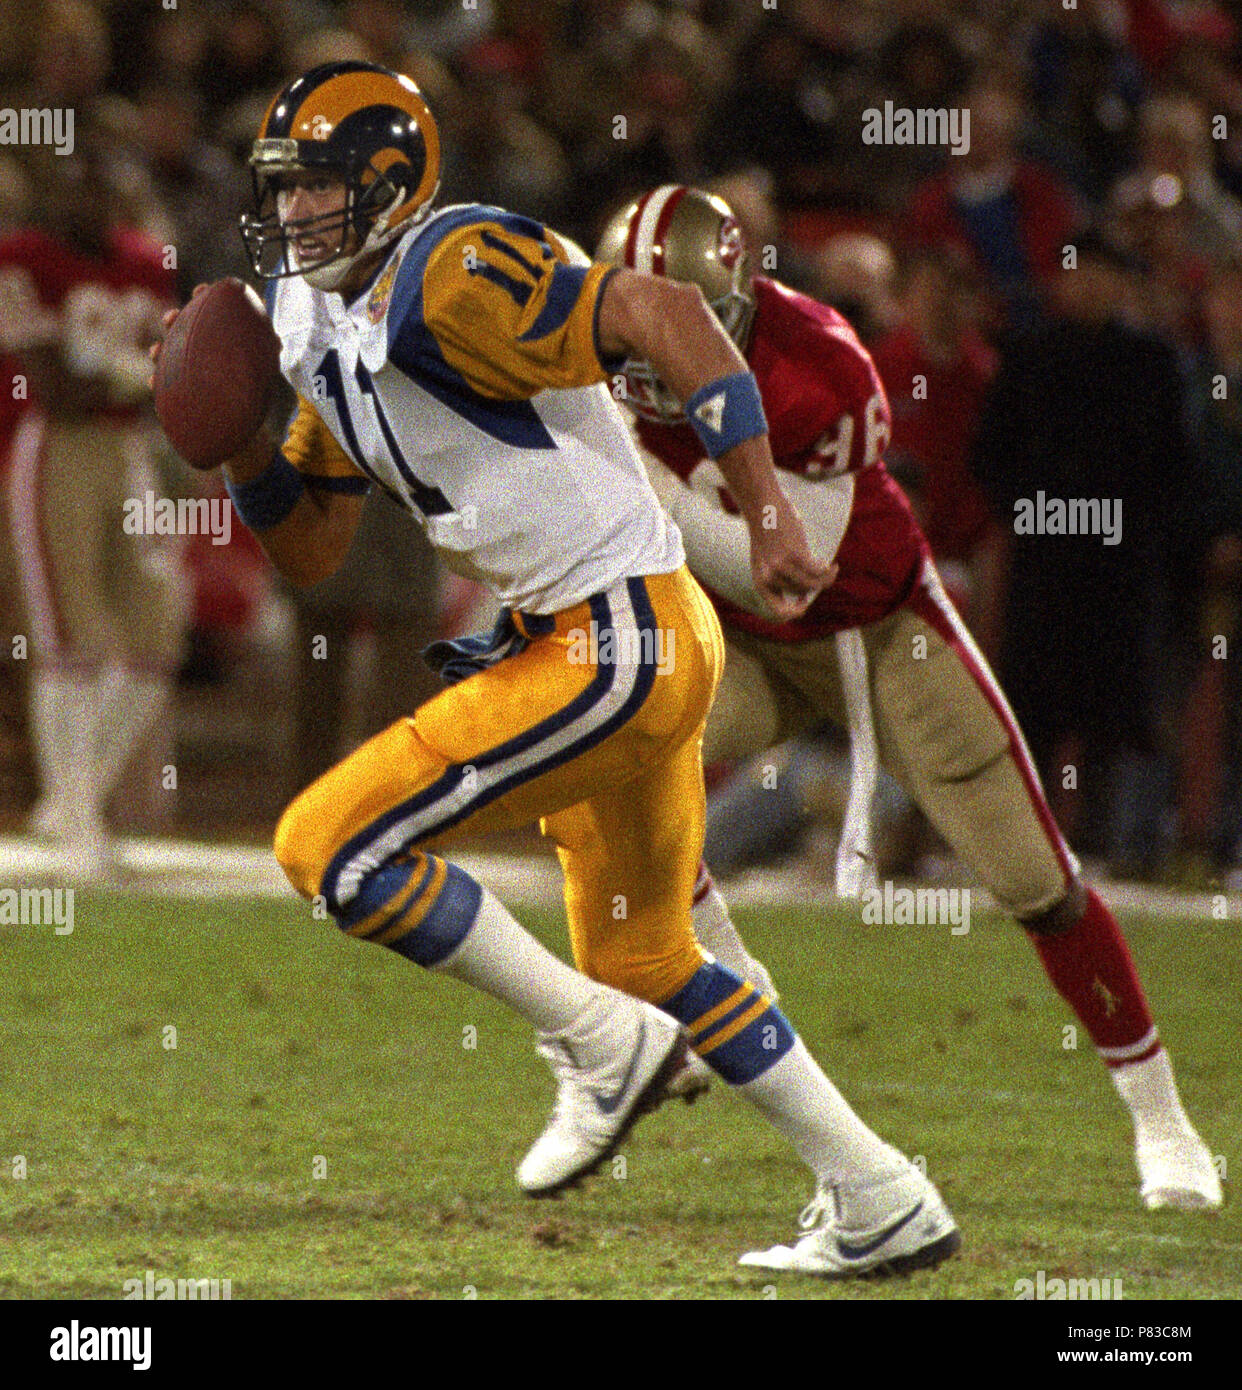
[705,561,1077,920]
[6,413,187,670]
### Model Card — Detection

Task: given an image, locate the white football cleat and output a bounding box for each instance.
[1137,1126,1223,1210]
[739,1167,961,1278]
[517,999,690,1197]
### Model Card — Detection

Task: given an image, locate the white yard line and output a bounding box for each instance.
[0,834,1237,919]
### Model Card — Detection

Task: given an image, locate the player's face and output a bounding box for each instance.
[275,170,356,271]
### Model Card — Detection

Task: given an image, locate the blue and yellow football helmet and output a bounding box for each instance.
[240,60,441,290]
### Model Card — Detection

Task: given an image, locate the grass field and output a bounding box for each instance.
[0,890,1236,1300]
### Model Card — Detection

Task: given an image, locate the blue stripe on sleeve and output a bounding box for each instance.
[480,228,546,281]
[469,258,533,308]
[518,262,589,342]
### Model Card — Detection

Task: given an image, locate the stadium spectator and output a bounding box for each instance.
[700,14,850,210]
[1173,259,1242,879]
[906,75,1079,332]
[1112,94,1242,262]
[971,230,1188,875]
[129,83,252,296]
[1,142,188,870]
[858,17,975,211]
[341,0,416,71]
[1107,166,1208,350]
[29,0,111,109]
[571,20,719,238]
[197,2,289,120]
[439,39,573,229]
[1021,0,1145,204]
[811,232,899,346]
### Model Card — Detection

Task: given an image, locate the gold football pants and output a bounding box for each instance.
[274,566,725,1003]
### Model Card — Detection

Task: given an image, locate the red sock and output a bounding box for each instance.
[1026,889,1160,1066]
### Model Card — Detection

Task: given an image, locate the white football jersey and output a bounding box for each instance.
[266,202,684,614]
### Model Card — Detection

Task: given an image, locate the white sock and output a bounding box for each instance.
[738,1039,909,1186]
[431,885,608,1036]
[95,664,168,801]
[29,667,106,831]
[1111,1048,1193,1145]
[692,879,779,999]
[29,669,74,810]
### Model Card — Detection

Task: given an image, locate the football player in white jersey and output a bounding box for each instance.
[157,62,962,1276]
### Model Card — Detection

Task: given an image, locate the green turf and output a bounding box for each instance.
[0,891,1236,1299]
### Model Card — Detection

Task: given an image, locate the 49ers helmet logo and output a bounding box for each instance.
[717,216,743,269]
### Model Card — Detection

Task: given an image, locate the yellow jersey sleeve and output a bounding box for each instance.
[281,395,370,494]
[420,220,620,400]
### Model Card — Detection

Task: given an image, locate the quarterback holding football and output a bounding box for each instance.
[152,63,965,1277]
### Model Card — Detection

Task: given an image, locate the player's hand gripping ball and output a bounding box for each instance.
[152,279,282,470]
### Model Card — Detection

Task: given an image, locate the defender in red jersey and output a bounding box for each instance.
[595,186,1221,1226]
[636,273,928,641]
[1,148,187,870]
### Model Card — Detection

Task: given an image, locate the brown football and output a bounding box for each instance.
[153,278,282,470]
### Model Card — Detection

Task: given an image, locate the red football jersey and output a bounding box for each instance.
[636,276,928,641]
[0,225,172,435]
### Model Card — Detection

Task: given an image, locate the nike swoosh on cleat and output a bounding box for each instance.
[835,1200,924,1262]
[595,1023,648,1115]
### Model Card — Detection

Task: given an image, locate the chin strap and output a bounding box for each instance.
[302,179,442,292]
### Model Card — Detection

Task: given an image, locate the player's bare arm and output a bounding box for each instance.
[597,269,835,621]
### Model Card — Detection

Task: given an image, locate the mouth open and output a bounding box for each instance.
[291,233,341,270]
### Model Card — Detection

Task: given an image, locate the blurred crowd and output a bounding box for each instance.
[3,0,1242,882]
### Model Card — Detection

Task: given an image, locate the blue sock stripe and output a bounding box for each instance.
[385,862,483,967]
[660,959,747,1024]
[660,961,795,1084]
[338,857,424,930]
[699,1005,795,1084]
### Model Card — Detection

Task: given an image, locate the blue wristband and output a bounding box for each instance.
[684,371,767,458]
[225,449,305,531]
